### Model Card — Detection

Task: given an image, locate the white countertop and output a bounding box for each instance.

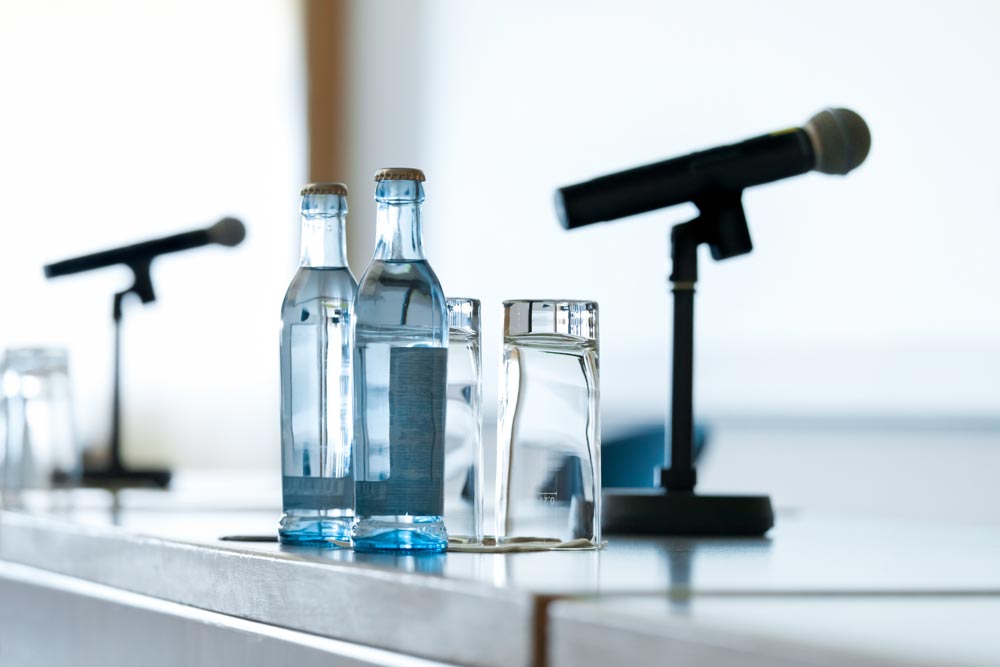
[2,478,999,666]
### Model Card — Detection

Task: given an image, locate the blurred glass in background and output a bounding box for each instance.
[0,348,80,502]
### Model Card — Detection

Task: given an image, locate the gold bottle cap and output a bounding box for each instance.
[300,182,348,196]
[374,168,426,182]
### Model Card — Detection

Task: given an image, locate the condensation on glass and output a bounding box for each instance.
[497,300,601,545]
[445,297,483,543]
[279,183,357,544]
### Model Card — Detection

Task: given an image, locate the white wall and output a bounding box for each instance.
[348,0,1000,436]
[4,0,998,474]
[0,1,305,468]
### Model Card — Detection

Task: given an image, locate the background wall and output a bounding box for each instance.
[2,1,998,481]
[352,0,1000,439]
[0,0,304,468]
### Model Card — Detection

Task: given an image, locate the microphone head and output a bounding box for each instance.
[207,217,246,247]
[804,108,871,175]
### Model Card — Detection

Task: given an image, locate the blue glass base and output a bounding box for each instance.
[352,516,448,553]
[278,514,352,545]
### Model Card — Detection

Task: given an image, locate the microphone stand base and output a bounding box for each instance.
[81,467,172,490]
[603,489,774,536]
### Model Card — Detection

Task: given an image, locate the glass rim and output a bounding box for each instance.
[503,299,598,339]
[1,346,69,369]
[447,297,480,334]
[502,298,596,307]
[446,297,481,306]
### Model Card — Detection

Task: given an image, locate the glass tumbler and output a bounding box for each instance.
[445,298,483,542]
[496,300,600,544]
[1,348,80,499]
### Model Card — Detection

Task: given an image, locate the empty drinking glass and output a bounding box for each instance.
[445,297,483,543]
[1,348,80,500]
[496,300,600,545]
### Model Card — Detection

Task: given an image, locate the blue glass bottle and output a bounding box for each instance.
[352,168,449,553]
[279,183,357,544]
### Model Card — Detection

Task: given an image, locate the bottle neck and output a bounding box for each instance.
[373,179,426,261]
[300,194,349,268]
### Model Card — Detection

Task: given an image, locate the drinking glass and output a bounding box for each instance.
[445,297,483,542]
[1,348,80,501]
[496,300,600,544]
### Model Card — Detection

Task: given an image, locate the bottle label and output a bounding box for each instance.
[356,347,447,516]
[282,475,353,510]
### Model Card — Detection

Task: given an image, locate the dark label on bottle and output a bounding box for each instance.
[356,347,447,516]
[283,475,353,510]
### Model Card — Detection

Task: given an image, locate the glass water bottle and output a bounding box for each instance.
[279,183,358,544]
[353,168,449,553]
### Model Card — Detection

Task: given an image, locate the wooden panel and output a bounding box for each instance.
[304,0,349,183]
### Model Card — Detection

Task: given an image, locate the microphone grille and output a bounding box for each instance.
[804,108,871,175]
[208,217,246,247]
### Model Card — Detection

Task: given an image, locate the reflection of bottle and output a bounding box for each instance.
[353,168,449,553]
[279,183,357,544]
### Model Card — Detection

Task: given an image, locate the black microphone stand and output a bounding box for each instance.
[603,190,773,535]
[83,260,172,488]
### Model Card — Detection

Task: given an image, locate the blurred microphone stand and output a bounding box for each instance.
[43,218,246,489]
[88,258,172,488]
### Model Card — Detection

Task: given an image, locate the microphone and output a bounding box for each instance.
[555,108,871,229]
[44,217,246,278]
